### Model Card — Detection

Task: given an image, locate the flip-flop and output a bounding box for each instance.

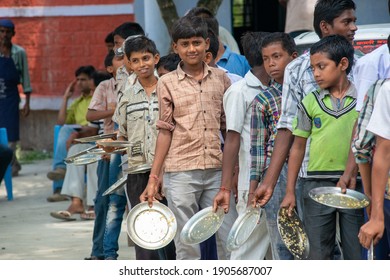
[50,210,77,221]
[80,210,95,220]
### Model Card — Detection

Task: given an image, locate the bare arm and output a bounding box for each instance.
[57,80,76,125]
[253,128,294,207]
[213,130,240,213]
[86,108,115,122]
[140,129,172,207]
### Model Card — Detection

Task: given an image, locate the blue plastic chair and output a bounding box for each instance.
[0,128,13,201]
[52,125,63,192]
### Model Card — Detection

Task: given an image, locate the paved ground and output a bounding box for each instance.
[0,159,135,260]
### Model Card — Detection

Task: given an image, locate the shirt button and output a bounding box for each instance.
[205,146,207,149]
[204,128,207,131]
[204,110,206,113]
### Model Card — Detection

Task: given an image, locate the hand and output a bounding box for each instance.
[252,182,274,208]
[358,219,384,249]
[66,131,79,150]
[139,178,161,207]
[337,173,357,193]
[246,192,255,207]
[64,79,77,99]
[213,188,231,214]
[280,192,296,217]
[21,102,30,117]
[101,154,110,161]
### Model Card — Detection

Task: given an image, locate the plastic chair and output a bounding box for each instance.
[0,128,13,201]
[52,125,63,192]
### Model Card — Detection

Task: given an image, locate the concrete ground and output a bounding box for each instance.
[0,159,135,260]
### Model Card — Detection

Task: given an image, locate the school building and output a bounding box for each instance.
[1,0,388,151]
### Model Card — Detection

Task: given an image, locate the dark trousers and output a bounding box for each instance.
[0,144,12,184]
[126,172,176,260]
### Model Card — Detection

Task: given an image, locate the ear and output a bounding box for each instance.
[291,51,298,59]
[106,65,114,74]
[319,20,331,37]
[204,52,212,65]
[172,42,178,54]
[154,53,160,66]
[205,37,210,50]
[339,57,349,71]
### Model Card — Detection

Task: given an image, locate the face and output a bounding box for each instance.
[76,73,92,94]
[105,42,114,53]
[157,66,170,77]
[128,51,159,79]
[262,42,297,84]
[322,9,357,43]
[172,36,209,66]
[113,35,125,50]
[0,26,14,44]
[310,52,348,89]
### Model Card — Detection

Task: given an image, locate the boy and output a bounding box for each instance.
[281,35,364,260]
[84,50,125,260]
[353,78,390,257]
[113,35,161,260]
[253,0,359,212]
[358,80,390,251]
[249,32,297,259]
[212,31,271,261]
[140,15,237,260]
[156,53,180,77]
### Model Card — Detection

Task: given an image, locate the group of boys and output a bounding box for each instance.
[47,0,390,261]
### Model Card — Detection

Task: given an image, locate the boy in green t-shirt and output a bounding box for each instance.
[281,35,364,259]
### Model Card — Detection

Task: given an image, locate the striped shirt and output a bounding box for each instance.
[250,81,282,182]
[157,62,231,172]
[114,78,159,169]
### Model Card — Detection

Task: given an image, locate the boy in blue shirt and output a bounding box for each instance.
[281,35,364,259]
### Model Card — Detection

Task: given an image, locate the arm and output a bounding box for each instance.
[140,129,172,207]
[252,129,294,207]
[86,109,115,122]
[57,80,77,125]
[65,126,98,150]
[358,135,390,248]
[281,136,307,216]
[213,130,240,213]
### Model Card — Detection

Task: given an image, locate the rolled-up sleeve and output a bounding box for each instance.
[156,79,175,131]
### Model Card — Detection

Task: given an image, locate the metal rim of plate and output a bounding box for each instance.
[308,186,370,209]
[277,208,310,260]
[96,140,133,148]
[87,147,127,155]
[102,176,127,196]
[226,206,262,252]
[124,163,152,175]
[126,202,177,250]
[65,153,100,165]
[180,206,225,245]
[74,133,117,143]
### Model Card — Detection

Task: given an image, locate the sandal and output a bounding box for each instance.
[80,210,95,220]
[50,210,77,221]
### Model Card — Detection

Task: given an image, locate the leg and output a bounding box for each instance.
[302,179,337,260]
[8,141,21,176]
[264,163,294,260]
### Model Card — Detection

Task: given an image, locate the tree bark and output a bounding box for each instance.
[156,0,180,34]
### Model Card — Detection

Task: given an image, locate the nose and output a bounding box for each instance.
[350,22,358,32]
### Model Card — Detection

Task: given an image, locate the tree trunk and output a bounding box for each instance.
[156,0,180,34]
[197,0,223,15]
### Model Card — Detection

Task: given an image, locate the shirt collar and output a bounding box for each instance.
[133,78,157,95]
[244,70,267,89]
[219,45,231,62]
[176,61,212,81]
[319,82,357,99]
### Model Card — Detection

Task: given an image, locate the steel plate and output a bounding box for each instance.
[102,175,127,196]
[180,206,225,245]
[277,208,310,259]
[65,153,100,165]
[123,163,152,174]
[226,206,262,251]
[74,133,117,143]
[309,187,370,209]
[96,140,132,148]
[126,202,177,250]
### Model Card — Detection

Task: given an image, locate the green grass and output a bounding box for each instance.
[18,149,52,164]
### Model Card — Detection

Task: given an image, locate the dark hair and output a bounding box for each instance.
[92,71,112,87]
[310,34,354,74]
[387,34,390,52]
[261,32,297,55]
[104,50,115,68]
[105,32,114,44]
[186,7,219,36]
[156,53,181,72]
[207,29,219,59]
[241,31,269,68]
[171,16,208,43]
[124,35,159,60]
[75,65,96,78]
[313,0,356,38]
[113,22,145,40]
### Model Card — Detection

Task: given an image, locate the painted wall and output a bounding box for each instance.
[355,0,389,25]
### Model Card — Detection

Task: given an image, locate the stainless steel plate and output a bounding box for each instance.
[277,208,310,259]
[226,206,262,251]
[180,206,225,245]
[74,133,117,143]
[309,187,370,209]
[96,140,132,148]
[126,202,177,250]
[123,163,152,175]
[102,175,127,196]
[65,153,100,165]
